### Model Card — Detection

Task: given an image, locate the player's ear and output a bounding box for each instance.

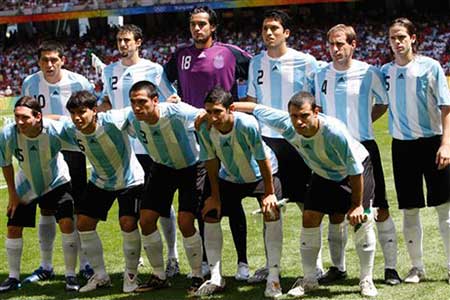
[136,38,142,48]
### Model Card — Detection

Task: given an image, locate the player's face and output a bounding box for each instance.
[14,106,42,137]
[389,25,416,58]
[262,18,289,49]
[289,102,319,137]
[69,106,97,134]
[117,31,141,59]
[38,50,64,83]
[190,12,215,45]
[328,30,355,67]
[205,102,232,133]
[130,89,159,122]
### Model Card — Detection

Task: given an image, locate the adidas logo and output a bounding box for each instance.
[125,73,132,78]
[152,131,160,136]
[30,145,38,151]
[338,77,345,83]
[52,90,59,96]
[272,65,279,71]
[398,73,405,79]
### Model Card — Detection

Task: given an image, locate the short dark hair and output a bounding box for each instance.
[263,9,291,31]
[15,96,42,117]
[389,17,418,53]
[117,24,143,42]
[288,91,317,111]
[66,90,97,111]
[129,80,158,99]
[38,40,64,59]
[204,86,233,109]
[190,6,218,28]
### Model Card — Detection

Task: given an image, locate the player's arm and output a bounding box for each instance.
[231,101,257,113]
[98,95,112,112]
[243,95,257,103]
[371,104,388,122]
[2,164,20,218]
[202,158,222,220]
[436,105,450,170]
[346,173,365,226]
[256,158,278,220]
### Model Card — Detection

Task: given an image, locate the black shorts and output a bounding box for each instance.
[215,174,282,217]
[304,157,375,215]
[62,150,87,208]
[263,137,311,202]
[77,182,143,221]
[392,136,450,209]
[136,154,154,185]
[141,162,206,217]
[7,183,74,228]
[361,140,389,209]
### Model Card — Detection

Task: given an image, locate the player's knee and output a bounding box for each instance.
[7,226,23,239]
[303,210,322,228]
[58,217,74,234]
[120,216,138,232]
[76,214,97,232]
[376,207,390,222]
[329,213,345,224]
[177,212,195,236]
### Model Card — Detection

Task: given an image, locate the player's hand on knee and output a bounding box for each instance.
[202,196,221,220]
[347,204,364,226]
[262,194,279,220]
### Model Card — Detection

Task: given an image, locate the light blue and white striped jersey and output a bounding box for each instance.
[247,48,318,138]
[21,69,93,116]
[198,112,278,184]
[0,119,73,203]
[253,105,368,181]
[315,60,388,141]
[125,102,202,169]
[381,55,450,140]
[57,113,144,191]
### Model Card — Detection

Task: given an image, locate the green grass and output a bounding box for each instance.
[1,114,450,299]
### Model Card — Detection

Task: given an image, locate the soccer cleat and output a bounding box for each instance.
[187,276,204,294]
[65,276,80,292]
[235,262,250,281]
[165,258,180,278]
[123,272,139,293]
[359,278,378,297]
[136,274,170,292]
[248,267,269,283]
[79,273,111,292]
[0,277,21,293]
[22,266,55,284]
[287,277,319,297]
[404,267,425,283]
[384,268,402,285]
[194,278,226,296]
[318,266,347,284]
[79,264,94,280]
[264,280,282,298]
[189,261,210,279]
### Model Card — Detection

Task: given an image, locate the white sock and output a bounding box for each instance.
[160,206,178,260]
[204,222,223,285]
[300,226,321,281]
[316,223,324,273]
[376,216,398,269]
[39,215,56,270]
[354,219,376,281]
[183,230,203,278]
[265,219,282,282]
[6,238,22,279]
[73,215,89,270]
[435,202,450,270]
[122,229,141,275]
[78,230,107,278]
[142,230,165,280]
[61,232,77,277]
[328,222,348,272]
[403,208,424,270]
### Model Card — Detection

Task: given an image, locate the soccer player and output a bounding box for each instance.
[245,9,321,283]
[0,96,78,292]
[195,87,283,298]
[315,24,401,285]
[55,90,145,293]
[116,81,205,293]
[233,92,378,297]
[21,40,93,284]
[165,6,252,280]
[381,17,450,284]
[99,24,181,280]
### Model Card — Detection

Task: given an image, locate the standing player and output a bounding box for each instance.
[20,40,93,283]
[381,18,450,284]
[315,24,401,285]
[246,9,321,282]
[165,6,252,279]
[196,87,283,298]
[0,97,78,292]
[99,24,181,279]
[233,92,379,297]
[55,90,145,293]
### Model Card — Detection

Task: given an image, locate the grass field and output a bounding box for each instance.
[1,114,450,300]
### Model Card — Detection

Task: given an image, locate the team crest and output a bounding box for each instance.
[213,55,225,69]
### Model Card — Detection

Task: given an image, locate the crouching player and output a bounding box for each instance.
[233,91,378,297]
[0,96,78,292]
[196,87,283,298]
